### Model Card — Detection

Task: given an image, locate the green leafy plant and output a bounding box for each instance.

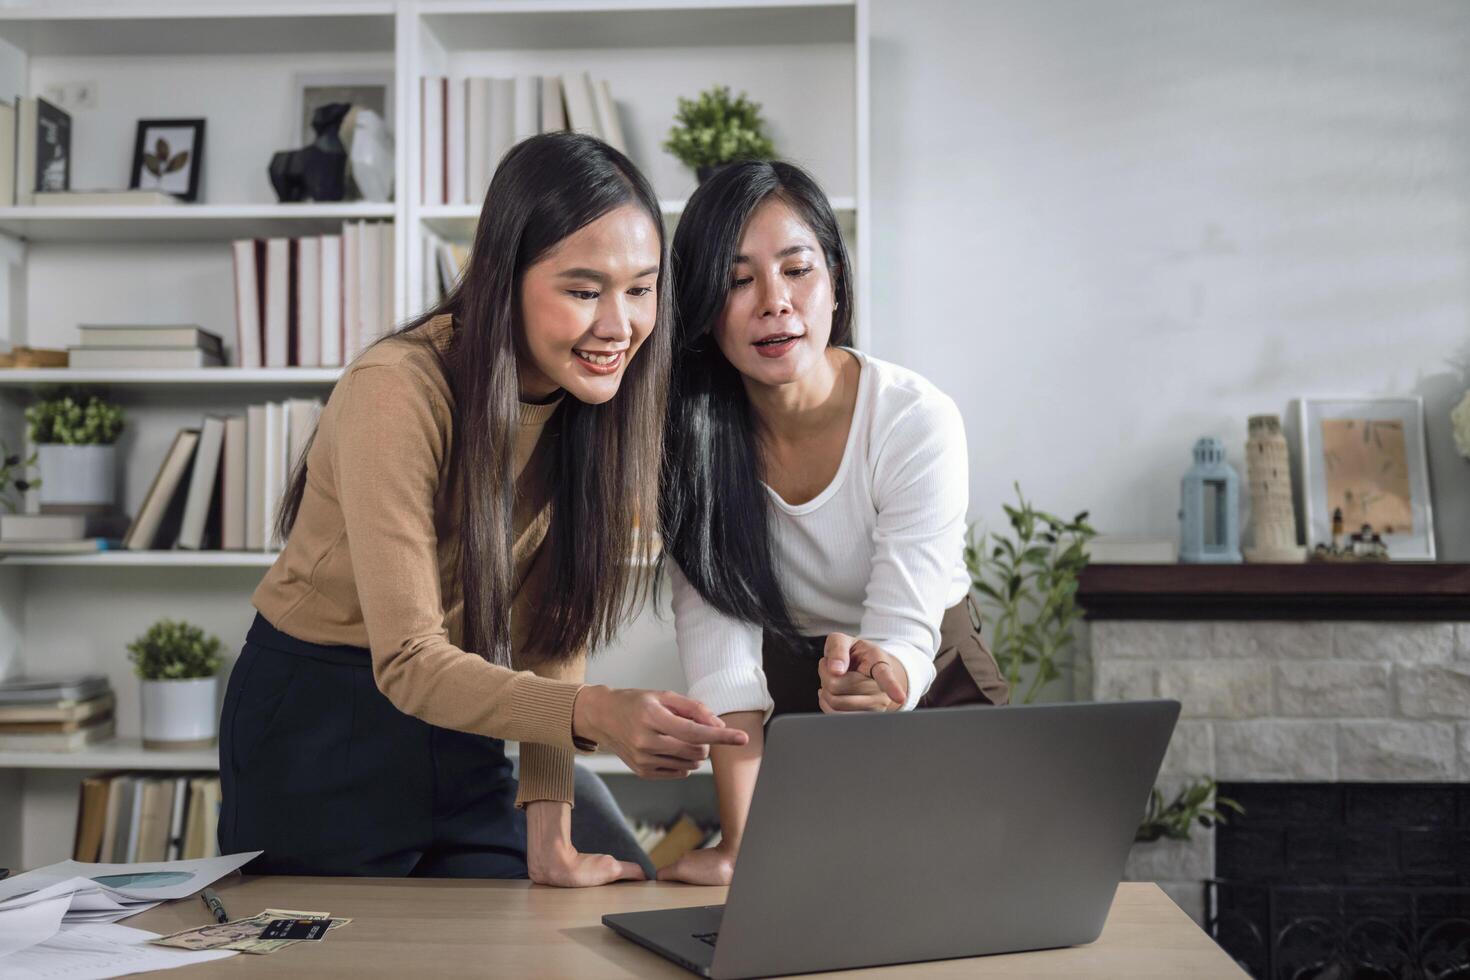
[25,393,125,445]
[127,619,224,681]
[0,442,40,513]
[965,484,1096,704]
[663,85,776,173]
[1135,776,1245,843]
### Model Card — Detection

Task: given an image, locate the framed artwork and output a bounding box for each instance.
[293,71,392,145]
[129,118,205,201]
[1297,397,1434,560]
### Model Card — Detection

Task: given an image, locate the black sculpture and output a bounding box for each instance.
[269,102,351,203]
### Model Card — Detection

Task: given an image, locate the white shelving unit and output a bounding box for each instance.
[0,0,867,870]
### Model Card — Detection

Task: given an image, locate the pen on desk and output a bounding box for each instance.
[201,887,228,923]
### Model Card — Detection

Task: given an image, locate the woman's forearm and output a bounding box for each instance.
[710,711,766,851]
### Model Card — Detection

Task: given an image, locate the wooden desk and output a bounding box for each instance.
[127,878,1246,978]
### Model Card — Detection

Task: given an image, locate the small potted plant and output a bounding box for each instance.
[128,619,224,750]
[663,85,776,183]
[25,392,124,512]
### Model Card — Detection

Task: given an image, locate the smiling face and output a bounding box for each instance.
[712,197,837,388]
[517,203,662,404]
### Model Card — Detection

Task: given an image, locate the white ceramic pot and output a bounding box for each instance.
[36,444,117,511]
[140,676,219,750]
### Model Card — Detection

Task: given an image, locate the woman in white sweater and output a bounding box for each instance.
[657,160,1008,885]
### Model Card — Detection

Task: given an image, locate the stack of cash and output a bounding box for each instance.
[149,908,351,955]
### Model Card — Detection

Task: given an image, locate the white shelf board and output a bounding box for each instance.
[0,368,342,387]
[419,1,854,51]
[0,6,396,57]
[0,738,217,771]
[421,197,856,240]
[1,551,279,568]
[0,204,395,244]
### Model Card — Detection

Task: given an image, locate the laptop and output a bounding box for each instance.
[603,699,1180,978]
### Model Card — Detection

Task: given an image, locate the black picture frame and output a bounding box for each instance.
[129,118,205,202]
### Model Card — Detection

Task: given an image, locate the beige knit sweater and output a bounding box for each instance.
[253,315,589,807]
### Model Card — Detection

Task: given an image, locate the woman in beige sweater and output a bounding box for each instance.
[219,133,746,886]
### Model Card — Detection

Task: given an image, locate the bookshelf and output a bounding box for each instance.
[0,0,868,870]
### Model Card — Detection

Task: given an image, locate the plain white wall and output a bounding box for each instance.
[868,0,1470,559]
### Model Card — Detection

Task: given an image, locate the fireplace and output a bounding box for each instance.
[1207,782,1470,978]
[1076,563,1470,941]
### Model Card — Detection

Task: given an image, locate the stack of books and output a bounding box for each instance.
[421,70,627,206]
[123,398,322,552]
[67,324,225,371]
[0,674,116,752]
[231,221,393,369]
[633,812,722,871]
[73,772,222,863]
[0,511,128,556]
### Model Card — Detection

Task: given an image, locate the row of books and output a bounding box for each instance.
[421,71,627,206]
[0,674,115,753]
[231,222,395,369]
[420,228,469,306]
[123,400,322,553]
[73,773,222,864]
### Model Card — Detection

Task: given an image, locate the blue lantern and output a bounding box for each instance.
[1178,436,1242,563]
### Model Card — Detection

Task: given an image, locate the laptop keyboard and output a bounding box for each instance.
[692,931,719,947]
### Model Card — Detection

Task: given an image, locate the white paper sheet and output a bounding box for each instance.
[0,853,261,905]
[0,895,68,958]
[0,878,159,927]
[1,922,236,979]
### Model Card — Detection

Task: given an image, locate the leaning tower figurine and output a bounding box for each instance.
[1243,414,1306,562]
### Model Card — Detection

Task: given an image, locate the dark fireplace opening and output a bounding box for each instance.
[1208,783,1470,979]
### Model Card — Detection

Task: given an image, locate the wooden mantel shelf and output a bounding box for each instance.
[1076,562,1470,621]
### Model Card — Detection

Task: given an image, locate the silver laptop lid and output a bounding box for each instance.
[710,700,1180,979]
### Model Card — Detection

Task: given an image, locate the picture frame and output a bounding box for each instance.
[293,71,392,146]
[129,118,205,202]
[1297,397,1435,560]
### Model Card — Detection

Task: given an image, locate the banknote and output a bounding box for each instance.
[149,908,330,951]
[225,916,352,954]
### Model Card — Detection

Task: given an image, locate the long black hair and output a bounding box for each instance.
[660,160,853,640]
[280,132,672,666]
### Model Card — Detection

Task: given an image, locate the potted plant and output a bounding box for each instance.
[663,85,776,183]
[25,392,124,512]
[128,619,224,750]
[1135,777,1243,843]
[965,484,1095,704]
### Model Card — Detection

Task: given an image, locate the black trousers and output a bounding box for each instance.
[761,598,1010,719]
[218,614,527,877]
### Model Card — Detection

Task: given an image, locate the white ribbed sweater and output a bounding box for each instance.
[671,350,971,716]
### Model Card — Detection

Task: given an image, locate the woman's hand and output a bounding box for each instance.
[572,686,749,778]
[656,842,737,886]
[817,634,908,712]
[525,800,645,887]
